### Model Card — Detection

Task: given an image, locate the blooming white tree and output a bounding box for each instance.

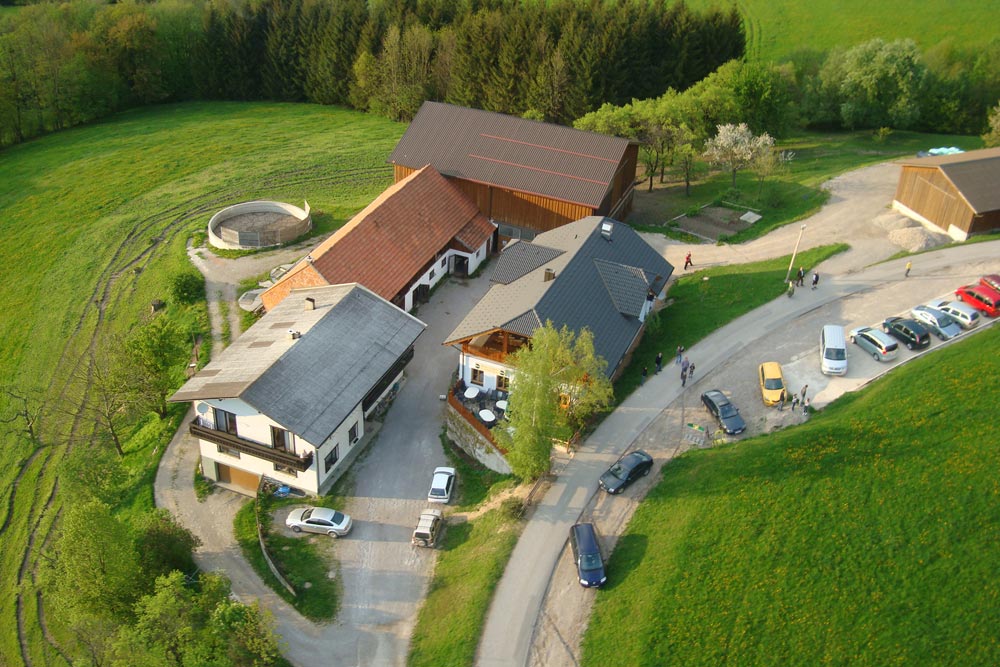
[703,123,774,188]
[983,101,1000,148]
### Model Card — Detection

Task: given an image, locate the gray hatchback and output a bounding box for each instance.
[849,326,898,362]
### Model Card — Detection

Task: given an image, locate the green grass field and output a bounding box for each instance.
[584,324,1000,665]
[0,101,403,666]
[682,0,998,62]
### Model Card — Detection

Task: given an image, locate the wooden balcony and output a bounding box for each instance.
[190,422,314,472]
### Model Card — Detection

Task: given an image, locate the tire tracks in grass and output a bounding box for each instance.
[13,164,361,666]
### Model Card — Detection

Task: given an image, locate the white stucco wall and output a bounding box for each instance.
[402,238,492,312]
[458,354,512,393]
[193,397,364,496]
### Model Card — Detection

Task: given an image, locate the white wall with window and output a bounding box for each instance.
[401,238,492,312]
[458,355,512,393]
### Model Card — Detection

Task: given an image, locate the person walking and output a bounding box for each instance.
[684,252,693,270]
[681,356,690,378]
[803,397,810,414]
[680,366,687,387]
[676,345,684,365]
[905,260,912,277]
[800,385,809,402]
[791,394,800,411]
[811,271,819,290]
[641,366,648,385]
[787,281,796,298]
[778,389,786,411]
[655,351,663,374]
[796,267,805,287]
[688,361,695,379]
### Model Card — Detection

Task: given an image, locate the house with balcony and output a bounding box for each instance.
[171,284,426,496]
[443,216,674,399]
[260,165,496,313]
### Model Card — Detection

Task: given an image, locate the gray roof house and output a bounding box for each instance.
[171,284,426,496]
[443,217,673,392]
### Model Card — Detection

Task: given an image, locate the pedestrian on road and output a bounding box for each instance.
[803,397,810,414]
[800,385,809,402]
[676,345,684,365]
[778,389,786,411]
[641,366,648,385]
[680,366,687,387]
[681,356,690,377]
[787,281,796,297]
[688,362,695,378]
[905,260,912,277]
[684,252,693,270]
[655,352,663,374]
[796,267,805,287]
[811,271,819,290]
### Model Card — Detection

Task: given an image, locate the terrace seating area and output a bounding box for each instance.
[454,381,510,428]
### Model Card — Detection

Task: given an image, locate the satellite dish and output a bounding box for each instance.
[196,403,210,414]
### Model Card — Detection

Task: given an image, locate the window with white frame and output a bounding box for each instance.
[349,422,359,444]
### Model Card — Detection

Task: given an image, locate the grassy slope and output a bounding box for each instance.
[584,324,1000,665]
[683,0,998,62]
[0,102,403,666]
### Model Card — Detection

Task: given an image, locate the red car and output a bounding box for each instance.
[981,274,1000,293]
[956,284,1000,317]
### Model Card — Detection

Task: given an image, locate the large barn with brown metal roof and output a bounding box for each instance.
[892,147,1000,240]
[387,102,639,244]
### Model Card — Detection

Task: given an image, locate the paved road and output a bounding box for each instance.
[476,160,999,667]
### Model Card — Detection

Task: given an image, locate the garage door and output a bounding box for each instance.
[216,463,260,495]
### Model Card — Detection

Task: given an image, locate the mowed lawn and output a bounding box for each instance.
[583,324,1000,665]
[682,0,997,62]
[0,102,403,665]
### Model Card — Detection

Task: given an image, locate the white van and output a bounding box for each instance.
[820,325,848,375]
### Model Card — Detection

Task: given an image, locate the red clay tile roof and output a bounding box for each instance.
[268,166,494,306]
[388,102,633,209]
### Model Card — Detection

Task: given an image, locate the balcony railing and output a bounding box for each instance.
[190,422,314,472]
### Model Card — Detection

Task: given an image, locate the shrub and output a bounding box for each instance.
[171,272,205,305]
[873,126,894,143]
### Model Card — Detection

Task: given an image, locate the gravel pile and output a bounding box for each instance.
[887,226,952,252]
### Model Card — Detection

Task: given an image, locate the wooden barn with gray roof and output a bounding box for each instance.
[388,102,639,243]
[443,217,673,394]
[893,147,1000,240]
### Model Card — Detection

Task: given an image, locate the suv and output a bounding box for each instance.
[411,509,444,548]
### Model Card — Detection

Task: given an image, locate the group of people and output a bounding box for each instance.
[778,384,811,414]
[789,266,820,296]
[643,346,695,387]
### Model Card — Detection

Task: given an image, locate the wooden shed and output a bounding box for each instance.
[893,147,1000,240]
[388,102,638,244]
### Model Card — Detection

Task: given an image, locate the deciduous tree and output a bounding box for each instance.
[983,101,1000,147]
[703,123,774,189]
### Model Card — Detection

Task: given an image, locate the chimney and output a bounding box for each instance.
[600,220,614,241]
[544,268,556,282]
[304,297,316,311]
[288,329,301,340]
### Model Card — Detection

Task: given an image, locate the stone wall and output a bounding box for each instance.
[444,405,512,474]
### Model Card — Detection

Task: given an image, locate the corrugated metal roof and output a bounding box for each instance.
[444,217,674,375]
[898,147,1000,213]
[489,241,565,285]
[172,285,426,445]
[388,102,632,209]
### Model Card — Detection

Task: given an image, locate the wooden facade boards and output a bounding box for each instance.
[894,166,973,234]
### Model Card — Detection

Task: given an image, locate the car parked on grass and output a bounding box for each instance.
[981,274,1000,293]
[910,306,963,340]
[849,327,898,361]
[955,284,1000,317]
[427,466,456,504]
[570,522,606,588]
[758,362,785,406]
[701,389,746,435]
[929,299,980,329]
[882,317,931,350]
[598,450,653,494]
[286,507,352,537]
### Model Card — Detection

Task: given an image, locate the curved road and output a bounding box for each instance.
[476,163,1000,667]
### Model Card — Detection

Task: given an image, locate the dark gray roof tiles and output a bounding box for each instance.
[444,217,673,376]
[490,242,565,285]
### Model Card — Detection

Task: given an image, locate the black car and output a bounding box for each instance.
[598,450,653,494]
[882,317,931,350]
[701,389,747,435]
[570,523,606,588]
